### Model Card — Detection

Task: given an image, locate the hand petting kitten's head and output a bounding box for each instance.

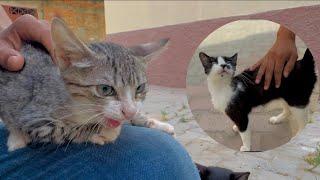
[199,52,237,80]
[51,18,168,128]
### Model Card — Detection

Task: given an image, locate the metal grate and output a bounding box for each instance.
[8,6,36,16]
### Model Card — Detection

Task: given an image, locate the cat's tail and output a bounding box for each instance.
[298,48,317,94]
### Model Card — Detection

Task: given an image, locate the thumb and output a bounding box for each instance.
[0,47,24,71]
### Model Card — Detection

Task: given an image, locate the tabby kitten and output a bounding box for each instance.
[0,18,174,151]
[199,49,316,151]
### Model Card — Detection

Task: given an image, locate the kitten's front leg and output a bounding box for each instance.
[131,113,175,135]
[90,125,122,145]
[7,127,30,151]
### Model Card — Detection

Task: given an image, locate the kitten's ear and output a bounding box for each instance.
[199,52,211,68]
[230,53,238,66]
[129,38,169,64]
[195,163,210,179]
[230,172,250,180]
[51,18,93,71]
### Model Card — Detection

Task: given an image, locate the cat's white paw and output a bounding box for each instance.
[7,132,29,151]
[90,134,107,145]
[90,126,121,145]
[148,118,175,136]
[240,145,250,152]
[232,125,239,132]
[161,123,175,136]
[269,116,282,124]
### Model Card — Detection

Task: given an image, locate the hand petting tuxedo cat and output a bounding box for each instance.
[250,25,298,90]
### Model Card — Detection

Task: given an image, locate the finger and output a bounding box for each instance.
[264,60,275,90]
[250,60,262,71]
[274,60,285,88]
[13,15,54,59]
[39,20,54,57]
[255,61,266,84]
[283,54,297,78]
[0,47,24,71]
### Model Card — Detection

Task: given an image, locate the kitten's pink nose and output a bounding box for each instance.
[122,106,137,119]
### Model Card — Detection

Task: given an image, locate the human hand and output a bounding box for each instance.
[250,26,298,90]
[0,14,53,71]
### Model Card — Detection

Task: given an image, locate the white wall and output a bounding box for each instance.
[105,1,320,34]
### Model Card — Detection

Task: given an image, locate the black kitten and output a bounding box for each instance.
[196,163,250,180]
[199,49,317,151]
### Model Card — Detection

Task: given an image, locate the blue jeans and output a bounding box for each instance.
[0,124,200,180]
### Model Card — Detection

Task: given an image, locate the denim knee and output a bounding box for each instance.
[0,124,200,180]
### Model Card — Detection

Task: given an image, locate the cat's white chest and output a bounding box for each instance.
[207,80,234,113]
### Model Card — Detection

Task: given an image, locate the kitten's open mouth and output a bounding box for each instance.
[105,118,121,128]
[218,70,227,74]
[218,70,228,77]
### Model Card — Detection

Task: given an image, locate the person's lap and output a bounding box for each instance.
[0,123,199,180]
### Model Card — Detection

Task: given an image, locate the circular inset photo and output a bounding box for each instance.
[187,20,319,152]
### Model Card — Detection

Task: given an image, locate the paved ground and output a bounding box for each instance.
[144,85,320,180]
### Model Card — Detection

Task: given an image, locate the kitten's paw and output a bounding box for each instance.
[7,133,29,151]
[90,126,121,145]
[148,119,175,136]
[162,123,175,136]
[240,145,250,152]
[232,125,239,132]
[269,116,282,124]
[90,134,107,145]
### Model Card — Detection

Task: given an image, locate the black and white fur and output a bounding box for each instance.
[199,49,317,151]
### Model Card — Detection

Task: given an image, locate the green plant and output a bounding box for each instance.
[179,114,190,122]
[304,144,320,171]
[160,110,169,121]
[306,117,314,124]
[178,103,188,112]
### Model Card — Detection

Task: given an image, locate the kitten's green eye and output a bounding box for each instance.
[97,85,116,96]
[136,83,146,94]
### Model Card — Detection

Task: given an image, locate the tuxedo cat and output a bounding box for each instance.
[199,49,317,151]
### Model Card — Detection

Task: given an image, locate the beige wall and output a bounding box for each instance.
[105,1,320,34]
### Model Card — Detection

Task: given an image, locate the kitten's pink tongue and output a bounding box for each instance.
[106,119,121,128]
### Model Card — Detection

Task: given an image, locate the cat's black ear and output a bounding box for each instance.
[230,53,238,66]
[51,18,93,71]
[129,38,169,64]
[230,172,250,180]
[199,52,212,74]
[195,163,210,179]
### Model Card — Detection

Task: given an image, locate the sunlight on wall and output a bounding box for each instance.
[105,1,319,34]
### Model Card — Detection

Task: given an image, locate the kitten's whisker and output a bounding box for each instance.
[54,109,99,121]
[239,75,249,87]
[63,112,104,150]
[71,112,104,131]
[86,120,103,145]
[59,103,104,109]
[242,72,255,84]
